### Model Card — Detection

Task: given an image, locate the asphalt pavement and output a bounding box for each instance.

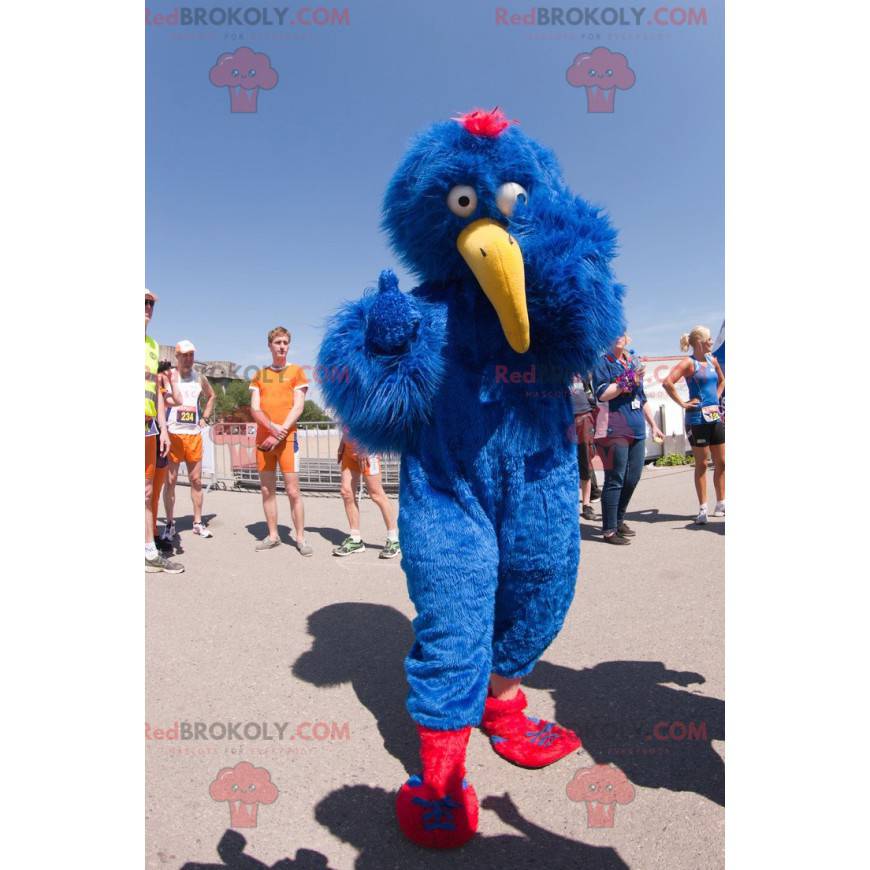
[146,464,724,870]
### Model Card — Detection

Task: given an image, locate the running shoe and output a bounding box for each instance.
[616,522,635,537]
[160,521,177,542]
[333,536,365,556]
[145,553,185,574]
[712,502,725,517]
[193,522,213,538]
[255,537,280,551]
[603,533,630,545]
[380,539,401,559]
[695,507,709,524]
[581,505,597,521]
[297,540,314,557]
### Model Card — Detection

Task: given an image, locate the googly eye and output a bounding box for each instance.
[248,68,257,77]
[606,68,614,76]
[496,182,529,218]
[447,185,478,218]
[232,69,240,78]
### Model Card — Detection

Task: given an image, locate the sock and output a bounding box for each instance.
[349,529,361,542]
[698,504,708,512]
[715,499,725,507]
[145,543,158,559]
[386,528,398,542]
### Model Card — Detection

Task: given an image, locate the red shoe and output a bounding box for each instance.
[395,725,479,849]
[481,689,581,768]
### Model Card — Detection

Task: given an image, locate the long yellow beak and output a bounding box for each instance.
[457,218,530,354]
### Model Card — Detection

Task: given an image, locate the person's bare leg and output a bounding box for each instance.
[164,462,179,525]
[581,477,592,507]
[145,477,154,544]
[364,473,396,531]
[489,673,522,701]
[260,470,279,540]
[710,443,725,502]
[339,466,360,531]
[285,473,306,541]
[188,460,203,524]
[692,446,709,506]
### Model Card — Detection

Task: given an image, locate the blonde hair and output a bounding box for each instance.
[267,326,291,345]
[680,325,710,353]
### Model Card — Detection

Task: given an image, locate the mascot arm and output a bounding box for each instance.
[524,196,626,379]
[317,269,446,453]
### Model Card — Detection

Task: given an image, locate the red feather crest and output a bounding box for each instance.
[453,107,516,137]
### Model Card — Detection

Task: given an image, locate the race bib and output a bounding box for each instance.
[702,404,721,423]
[176,406,198,425]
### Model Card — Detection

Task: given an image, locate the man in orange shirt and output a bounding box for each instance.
[249,326,312,556]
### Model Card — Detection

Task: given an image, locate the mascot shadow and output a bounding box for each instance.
[316,784,628,870]
[293,604,724,808]
[180,828,336,870]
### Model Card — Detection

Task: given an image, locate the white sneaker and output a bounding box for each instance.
[695,507,708,524]
[712,502,725,517]
[160,521,176,541]
[193,522,213,538]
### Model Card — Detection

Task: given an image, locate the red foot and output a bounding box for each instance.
[395,725,479,849]
[481,689,582,768]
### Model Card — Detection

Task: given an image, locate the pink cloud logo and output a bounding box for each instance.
[209,47,278,113]
[209,761,278,828]
[566,47,636,114]
[566,763,635,828]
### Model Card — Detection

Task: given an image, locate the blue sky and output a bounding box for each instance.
[147,0,723,401]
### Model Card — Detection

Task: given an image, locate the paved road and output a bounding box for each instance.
[146,465,724,870]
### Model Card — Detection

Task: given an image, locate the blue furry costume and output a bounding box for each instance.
[319,109,625,847]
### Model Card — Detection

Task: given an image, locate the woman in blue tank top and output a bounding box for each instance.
[664,326,725,524]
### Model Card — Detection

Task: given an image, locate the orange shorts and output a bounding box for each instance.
[257,433,301,474]
[145,435,157,480]
[168,432,203,465]
[341,446,381,477]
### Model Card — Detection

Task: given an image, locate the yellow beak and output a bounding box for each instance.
[457,218,530,354]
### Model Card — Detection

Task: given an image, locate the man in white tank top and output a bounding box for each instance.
[162,340,216,542]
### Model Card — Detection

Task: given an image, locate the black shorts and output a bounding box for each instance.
[687,421,725,447]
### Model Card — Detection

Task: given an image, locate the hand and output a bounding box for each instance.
[198,417,208,429]
[481,793,519,820]
[159,429,170,458]
[259,435,280,452]
[365,269,422,354]
[652,426,665,442]
[683,397,700,410]
[271,422,289,441]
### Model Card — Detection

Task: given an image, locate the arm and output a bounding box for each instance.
[663,359,698,409]
[199,375,216,426]
[156,388,170,458]
[643,399,664,441]
[273,387,307,440]
[248,385,275,433]
[317,269,447,453]
[519,194,626,379]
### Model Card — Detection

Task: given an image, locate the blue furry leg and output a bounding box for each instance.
[491,457,580,678]
[400,479,499,731]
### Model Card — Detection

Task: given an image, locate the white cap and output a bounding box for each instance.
[145,287,159,302]
[175,340,196,354]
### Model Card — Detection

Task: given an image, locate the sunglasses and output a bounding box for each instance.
[145,298,155,308]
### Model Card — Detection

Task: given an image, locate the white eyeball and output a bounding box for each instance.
[447,185,478,217]
[496,182,529,217]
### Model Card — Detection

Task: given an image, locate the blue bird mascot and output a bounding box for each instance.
[318,108,626,848]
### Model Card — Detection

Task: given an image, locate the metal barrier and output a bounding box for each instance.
[174,422,400,494]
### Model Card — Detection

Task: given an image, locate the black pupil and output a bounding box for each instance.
[458,195,470,207]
